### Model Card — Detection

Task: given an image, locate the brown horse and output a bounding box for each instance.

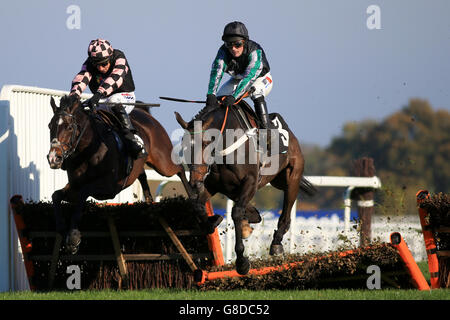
[175,99,316,275]
[47,95,193,253]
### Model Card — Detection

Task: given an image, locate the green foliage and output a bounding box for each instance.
[303,98,450,213]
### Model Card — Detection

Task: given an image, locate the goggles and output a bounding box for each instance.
[225,40,245,49]
[90,57,110,67]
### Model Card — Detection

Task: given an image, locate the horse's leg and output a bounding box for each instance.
[137,170,153,203]
[270,167,301,255]
[195,175,225,233]
[189,186,223,234]
[232,175,258,275]
[66,181,117,254]
[176,165,195,199]
[65,189,90,255]
[52,183,71,236]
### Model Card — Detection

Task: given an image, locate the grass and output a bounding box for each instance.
[1,288,449,300]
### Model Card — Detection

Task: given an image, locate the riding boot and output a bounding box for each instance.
[253,97,271,155]
[254,97,270,129]
[112,105,147,159]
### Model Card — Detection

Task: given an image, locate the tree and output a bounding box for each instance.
[322,98,450,214]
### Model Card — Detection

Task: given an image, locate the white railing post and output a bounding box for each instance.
[343,186,354,233]
[289,199,297,253]
[225,198,234,263]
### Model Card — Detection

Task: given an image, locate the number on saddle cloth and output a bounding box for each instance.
[233,102,289,156]
[268,114,289,154]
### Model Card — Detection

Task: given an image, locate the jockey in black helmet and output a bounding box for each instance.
[206,21,272,129]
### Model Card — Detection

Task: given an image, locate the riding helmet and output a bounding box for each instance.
[222,21,249,42]
[88,39,113,65]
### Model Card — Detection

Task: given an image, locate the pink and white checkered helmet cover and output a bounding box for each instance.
[88,39,113,61]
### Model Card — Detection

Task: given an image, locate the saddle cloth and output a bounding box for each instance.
[92,109,134,175]
[229,101,289,156]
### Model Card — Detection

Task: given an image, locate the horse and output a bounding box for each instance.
[47,94,193,253]
[174,99,317,275]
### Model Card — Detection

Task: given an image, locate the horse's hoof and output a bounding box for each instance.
[241,220,253,239]
[205,215,223,234]
[66,229,81,255]
[236,257,250,275]
[269,244,284,256]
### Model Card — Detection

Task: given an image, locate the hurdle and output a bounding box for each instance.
[390,232,430,290]
[196,244,411,287]
[416,190,450,288]
[196,234,431,290]
[9,196,224,290]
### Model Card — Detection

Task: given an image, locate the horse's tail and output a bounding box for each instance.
[299,177,318,197]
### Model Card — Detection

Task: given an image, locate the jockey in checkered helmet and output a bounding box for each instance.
[69,38,146,159]
[88,39,113,66]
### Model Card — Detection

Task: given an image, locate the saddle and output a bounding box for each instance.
[89,109,133,175]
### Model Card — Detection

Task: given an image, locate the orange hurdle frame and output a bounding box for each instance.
[197,247,368,285]
[416,190,440,289]
[9,195,35,290]
[390,232,430,291]
[204,201,225,266]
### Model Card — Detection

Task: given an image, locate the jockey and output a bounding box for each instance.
[206,21,272,129]
[69,38,146,159]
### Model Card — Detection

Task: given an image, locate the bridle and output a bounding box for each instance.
[185,130,210,186]
[50,109,89,161]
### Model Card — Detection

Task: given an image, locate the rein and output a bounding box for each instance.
[185,91,252,182]
[219,91,249,134]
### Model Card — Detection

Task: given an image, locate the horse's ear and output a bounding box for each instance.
[69,95,80,111]
[174,112,188,129]
[50,97,58,113]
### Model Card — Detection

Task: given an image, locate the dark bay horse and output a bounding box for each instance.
[175,100,316,275]
[47,95,193,253]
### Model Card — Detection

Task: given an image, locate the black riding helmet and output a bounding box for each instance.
[222,21,249,42]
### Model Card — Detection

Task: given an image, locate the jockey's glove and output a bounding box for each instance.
[87,92,105,111]
[206,94,218,107]
[222,95,236,107]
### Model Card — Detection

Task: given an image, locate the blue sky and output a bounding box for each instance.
[1,0,449,147]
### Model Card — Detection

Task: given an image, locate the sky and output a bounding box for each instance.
[1,0,449,147]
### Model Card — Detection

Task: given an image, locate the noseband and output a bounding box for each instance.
[51,110,89,161]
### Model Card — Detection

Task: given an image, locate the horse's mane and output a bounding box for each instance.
[193,105,220,122]
[60,95,80,111]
